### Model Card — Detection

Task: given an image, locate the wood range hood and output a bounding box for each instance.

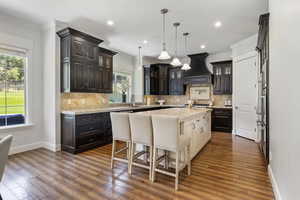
[183,52,213,85]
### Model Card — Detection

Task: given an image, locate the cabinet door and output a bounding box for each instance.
[72,38,85,59]
[169,69,177,95]
[72,60,89,91]
[213,66,223,94]
[144,67,151,95]
[86,42,98,63]
[222,65,232,94]
[158,65,169,95]
[87,63,97,92]
[102,55,113,93]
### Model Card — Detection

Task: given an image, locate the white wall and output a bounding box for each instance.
[269,0,300,199]
[42,21,62,152]
[114,51,135,74]
[206,51,232,72]
[0,13,44,154]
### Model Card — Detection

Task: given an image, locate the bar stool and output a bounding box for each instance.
[110,112,131,172]
[128,114,153,180]
[151,115,191,190]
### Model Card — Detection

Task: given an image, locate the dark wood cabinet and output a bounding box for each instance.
[169,67,185,95]
[212,61,232,95]
[57,27,116,93]
[158,64,169,95]
[144,64,170,95]
[61,112,112,154]
[211,108,232,133]
[98,47,115,93]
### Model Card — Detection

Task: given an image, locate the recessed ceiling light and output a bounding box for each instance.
[143,40,148,44]
[107,20,114,26]
[214,21,222,28]
[201,45,206,49]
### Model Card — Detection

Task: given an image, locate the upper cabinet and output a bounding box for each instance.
[144,64,185,96]
[169,67,185,95]
[212,60,232,95]
[57,27,117,93]
[144,64,170,95]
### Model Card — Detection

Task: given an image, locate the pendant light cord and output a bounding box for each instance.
[162,13,166,51]
[175,25,178,57]
[138,46,142,66]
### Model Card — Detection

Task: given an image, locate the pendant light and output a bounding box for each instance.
[170,22,182,66]
[158,8,171,60]
[181,32,191,71]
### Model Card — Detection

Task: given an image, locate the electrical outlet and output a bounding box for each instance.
[269,151,272,161]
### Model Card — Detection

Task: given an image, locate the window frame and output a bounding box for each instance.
[0,45,29,127]
[110,71,133,104]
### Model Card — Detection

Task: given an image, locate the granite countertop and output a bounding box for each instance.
[61,104,185,115]
[135,107,212,121]
[61,104,232,115]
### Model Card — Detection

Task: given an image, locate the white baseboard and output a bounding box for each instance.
[9,142,43,155]
[232,129,236,135]
[42,142,61,152]
[9,142,61,155]
[268,165,282,200]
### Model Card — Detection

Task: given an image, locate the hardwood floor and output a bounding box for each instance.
[1,132,274,200]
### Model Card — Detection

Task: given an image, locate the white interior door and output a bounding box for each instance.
[234,52,258,140]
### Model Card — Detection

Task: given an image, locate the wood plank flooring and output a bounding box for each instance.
[1,132,274,200]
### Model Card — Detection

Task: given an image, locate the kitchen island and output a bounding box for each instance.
[135,107,212,160]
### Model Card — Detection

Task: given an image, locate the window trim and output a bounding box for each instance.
[0,45,29,127]
[110,71,133,104]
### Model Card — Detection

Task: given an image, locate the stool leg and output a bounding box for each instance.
[175,150,180,191]
[187,145,191,176]
[149,146,153,181]
[151,147,157,182]
[128,142,132,174]
[111,140,116,169]
[126,142,130,160]
[129,142,134,175]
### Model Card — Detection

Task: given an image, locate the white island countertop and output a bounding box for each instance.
[135,107,212,122]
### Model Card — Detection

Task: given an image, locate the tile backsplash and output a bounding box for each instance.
[144,85,232,107]
[61,85,232,110]
[61,93,110,110]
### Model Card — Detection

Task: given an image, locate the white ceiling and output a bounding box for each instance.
[0,0,268,57]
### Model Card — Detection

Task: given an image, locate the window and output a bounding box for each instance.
[0,48,26,127]
[109,72,132,103]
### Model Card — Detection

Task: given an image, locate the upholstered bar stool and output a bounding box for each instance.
[0,135,13,200]
[128,114,153,180]
[151,115,191,190]
[110,112,131,172]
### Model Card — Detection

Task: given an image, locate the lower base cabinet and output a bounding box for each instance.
[211,108,232,133]
[61,112,112,154]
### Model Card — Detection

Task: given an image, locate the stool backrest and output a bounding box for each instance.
[152,115,179,152]
[129,114,153,145]
[0,135,13,181]
[110,112,131,141]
